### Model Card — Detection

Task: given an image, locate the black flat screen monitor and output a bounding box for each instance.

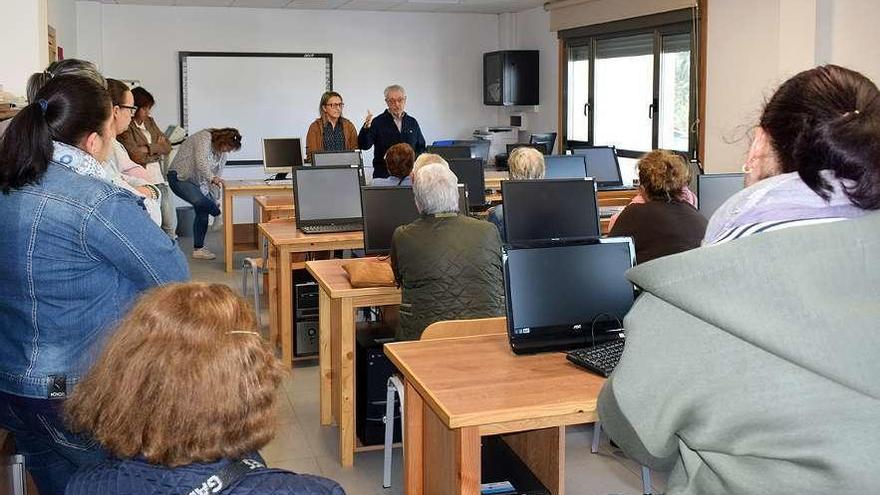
[361,185,469,255]
[504,238,636,354]
[543,155,588,179]
[570,146,623,188]
[507,143,548,156]
[263,138,303,179]
[455,140,491,164]
[698,173,745,219]
[448,158,486,208]
[426,145,472,161]
[312,150,363,167]
[502,179,600,243]
[292,166,364,229]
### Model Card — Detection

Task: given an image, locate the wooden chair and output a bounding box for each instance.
[382,317,507,488]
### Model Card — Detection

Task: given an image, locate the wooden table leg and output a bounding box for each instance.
[502,426,565,495]
[267,244,279,348]
[337,298,356,467]
[422,396,480,495]
[278,247,294,367]
[223,187,234,273]
[319,288,333,426]
[404,380,424,494]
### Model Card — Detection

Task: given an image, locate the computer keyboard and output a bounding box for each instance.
[598,206,625,219]
[300,223,362,234]
[566,338,625,377]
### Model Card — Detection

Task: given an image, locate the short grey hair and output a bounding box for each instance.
[384,84,406,99]
[508,147,545,180]
[412,153,449,180]
[413,163,459,215]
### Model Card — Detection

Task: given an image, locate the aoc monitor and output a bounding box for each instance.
[504,237,636,354]
[502,178,600,243]
[570,146,624,189]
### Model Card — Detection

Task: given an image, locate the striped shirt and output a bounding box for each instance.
[712,217,847,245]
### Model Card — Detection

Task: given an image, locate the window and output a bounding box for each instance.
[561,10,697,159]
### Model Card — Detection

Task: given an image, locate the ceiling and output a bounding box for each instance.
[98,0,547,14]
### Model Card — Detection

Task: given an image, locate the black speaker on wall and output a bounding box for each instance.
[483,50,539,106]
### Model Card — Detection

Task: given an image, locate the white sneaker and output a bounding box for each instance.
[192,247,216,260]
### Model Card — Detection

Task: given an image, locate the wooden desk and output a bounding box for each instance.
[223,180,292,272]
[260,221,364,366]
[305,258,402,467]
[385,334,604,495]
[253,195,295,247]
[484,170,508,192]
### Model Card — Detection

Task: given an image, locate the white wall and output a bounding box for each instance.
[0,0,48,96]
[503,6,559,147]
[77,4,500,222]
[48,0,78,58]
[823,0,880,84]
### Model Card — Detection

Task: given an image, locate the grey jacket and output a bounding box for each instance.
[598,212,880,495]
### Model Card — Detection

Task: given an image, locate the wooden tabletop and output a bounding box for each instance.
[258,220,364,247]
[226,179,293,191]
[305,258,401,299]
[385,334,605,431]
[254,195,295,211]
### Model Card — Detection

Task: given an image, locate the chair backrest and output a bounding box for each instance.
[421,317,507,341]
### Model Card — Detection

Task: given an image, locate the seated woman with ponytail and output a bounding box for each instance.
[0,75,189,495]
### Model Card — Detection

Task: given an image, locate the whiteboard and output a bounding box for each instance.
[180,52,332,164]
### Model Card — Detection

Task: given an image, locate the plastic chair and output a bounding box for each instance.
[592,422,653,494]
[382,317,507,488]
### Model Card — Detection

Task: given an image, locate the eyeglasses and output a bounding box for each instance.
[324,102,345,108]
[117,105,138,116]
[385,98,405,104]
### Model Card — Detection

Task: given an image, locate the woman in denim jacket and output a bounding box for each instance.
[0,75,189,495]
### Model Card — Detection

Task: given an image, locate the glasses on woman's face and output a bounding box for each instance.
[325,102,344,109]
[117,105,138,116]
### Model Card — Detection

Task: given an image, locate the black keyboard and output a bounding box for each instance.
[300,223,362,234]
[566,338,625,377]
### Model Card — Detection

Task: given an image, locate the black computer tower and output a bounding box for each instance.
[355,323,401,446]
[294,272,318,357]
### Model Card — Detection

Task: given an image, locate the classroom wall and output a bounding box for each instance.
[0,0,49,97]
[48,0,78,59]
[77,4,500,222]
[703,0,880,172]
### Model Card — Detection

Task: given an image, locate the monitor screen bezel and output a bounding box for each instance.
[501,178,601,243]
[262,137,303,175]
[311,149,364,168]
[697,172,746,218]
[360,185,469,256]
[502,237,637,353]
[569,145,624,188]
[292,165,365,229]
[426,145,473,161]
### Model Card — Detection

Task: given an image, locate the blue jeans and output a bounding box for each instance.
[167,171,220,249]
[0,391,105,495]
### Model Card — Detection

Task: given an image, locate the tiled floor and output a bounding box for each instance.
[185,231,667,495]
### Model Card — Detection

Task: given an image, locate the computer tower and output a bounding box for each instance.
[294,272,319,357]
[356,323,401,446]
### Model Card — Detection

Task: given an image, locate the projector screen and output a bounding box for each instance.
[180,52,332,165]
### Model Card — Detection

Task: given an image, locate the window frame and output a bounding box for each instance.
[560,9,698,160]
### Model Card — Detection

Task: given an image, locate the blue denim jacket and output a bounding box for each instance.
[0,158,189,399]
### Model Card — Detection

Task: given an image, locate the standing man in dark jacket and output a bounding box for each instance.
[358,84,426,179]
[391,163,505,341]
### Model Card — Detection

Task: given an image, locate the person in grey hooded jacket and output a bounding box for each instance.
[597,64,880,495]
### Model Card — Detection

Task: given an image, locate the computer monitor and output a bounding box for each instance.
[361,185,469,255]
[448,158,486,208]
[502,179,600,243]
[529,132,557,154]
[507,143,549,156]
[543,155,588,179]
[504,237,636,354]
[432,140,492,164]
[697,173,745,219]
[426,145,472,160]
[292,166,365,229]
[570,146,624,189]
[263,137,303,180]
[312,150,363,167]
